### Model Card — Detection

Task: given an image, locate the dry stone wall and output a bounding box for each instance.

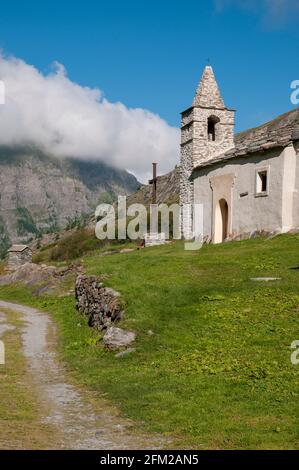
[75,275,124,330]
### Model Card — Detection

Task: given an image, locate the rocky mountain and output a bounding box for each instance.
[126,166,180,207]
[0,145,139,257]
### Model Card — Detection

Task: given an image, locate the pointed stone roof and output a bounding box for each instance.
[193,65,225,109]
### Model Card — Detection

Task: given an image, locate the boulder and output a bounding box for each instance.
[0,262,56,287]
[0,262,82,295]
[103,327,136,350]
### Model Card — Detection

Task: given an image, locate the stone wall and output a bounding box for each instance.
[179,66,235,239]
[180,140,194,239]
[75,275,124,330]
[7,249,32,271]
[192,107,235,167]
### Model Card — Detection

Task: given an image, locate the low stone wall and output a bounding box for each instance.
[75,275,124,331]
[144,232,167,247]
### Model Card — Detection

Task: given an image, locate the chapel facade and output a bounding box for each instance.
[180,65,299,243]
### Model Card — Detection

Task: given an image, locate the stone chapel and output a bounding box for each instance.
[180,65,299,243]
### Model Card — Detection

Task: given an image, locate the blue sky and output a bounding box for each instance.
[0,0,298,173]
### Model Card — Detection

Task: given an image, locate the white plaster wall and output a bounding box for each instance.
[292,141,299,228]
[281,145,297,232]
[193,148,288,241]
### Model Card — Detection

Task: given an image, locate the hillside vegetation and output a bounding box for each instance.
[0,234,298,449]
[33,228,135,263]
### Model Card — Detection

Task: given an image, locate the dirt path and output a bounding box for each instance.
[0,300,167,450]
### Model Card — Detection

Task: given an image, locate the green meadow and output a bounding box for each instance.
[0,234,298,449]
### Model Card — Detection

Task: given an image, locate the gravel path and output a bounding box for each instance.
[0,300,166,450]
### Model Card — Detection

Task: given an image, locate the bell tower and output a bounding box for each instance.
[180,66,235,239]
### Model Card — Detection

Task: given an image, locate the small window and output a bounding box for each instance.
[207,116,220,142]
[256,169,268,195]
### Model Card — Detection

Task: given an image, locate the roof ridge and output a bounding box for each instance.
[236,107,299,139]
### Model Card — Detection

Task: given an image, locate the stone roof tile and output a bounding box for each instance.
[193,66,225,109]
[8,244,31,253]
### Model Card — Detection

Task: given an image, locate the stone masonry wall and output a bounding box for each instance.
[193,66,225,108]
[180,66,235,239]
[192,107,235,166]
[180,139,194,239]
[8,249,32,271]
[75,275,124,330]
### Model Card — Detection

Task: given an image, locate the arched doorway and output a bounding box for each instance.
[214,198,229,243]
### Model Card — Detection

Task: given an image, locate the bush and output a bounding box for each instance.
[49,229,104,261]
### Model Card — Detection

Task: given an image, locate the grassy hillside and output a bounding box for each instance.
[32,228,135,263]
[0,234,298,448]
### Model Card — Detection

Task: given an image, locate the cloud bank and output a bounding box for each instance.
[0,54,179,182]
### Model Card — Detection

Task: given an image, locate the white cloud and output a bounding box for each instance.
[0,54,179,182]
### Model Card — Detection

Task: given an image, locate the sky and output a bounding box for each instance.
[0,0,298,181]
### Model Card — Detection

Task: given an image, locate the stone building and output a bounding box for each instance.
[7,245,32,270]
[180,65,299,243]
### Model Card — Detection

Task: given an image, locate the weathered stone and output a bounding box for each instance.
[180,65,235,238]
[0,262,56,286]
[103,327,136,350]
[7,245,32,271]
[193,66,225,108]
[144,232,166,247]
[0,261,82,296]
[75,275,124,331]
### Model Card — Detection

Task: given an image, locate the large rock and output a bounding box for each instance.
[0,262,82,296]
[0,262,56,286]
[103,327,136,350]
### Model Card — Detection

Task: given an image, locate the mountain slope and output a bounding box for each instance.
[0,145,139,257]
[126,166,180,207]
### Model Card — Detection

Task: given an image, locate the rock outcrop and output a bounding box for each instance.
[103,327,136,350]
[75,275,124,331]
[0,262,82,296]
[0,262,57,287]
[126,166,180,207]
